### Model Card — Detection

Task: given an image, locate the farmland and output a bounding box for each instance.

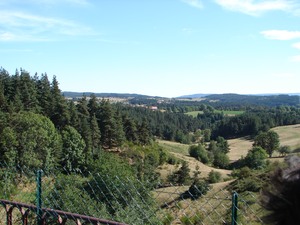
[185,110,244,117]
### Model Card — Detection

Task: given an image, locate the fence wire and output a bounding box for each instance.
[0,162,266,225]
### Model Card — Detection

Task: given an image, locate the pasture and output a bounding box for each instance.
[185,110,244,117]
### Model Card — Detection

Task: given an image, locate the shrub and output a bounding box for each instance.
[208,170,222,183]
[181,178,210,200]
[189,144,209,164]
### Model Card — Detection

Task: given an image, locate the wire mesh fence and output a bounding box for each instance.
[0,162,266,225]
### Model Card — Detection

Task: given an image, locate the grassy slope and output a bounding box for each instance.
[271,124,300,152]
[157,140,231,180]
[158,123,300,178]
[156,124,300,224]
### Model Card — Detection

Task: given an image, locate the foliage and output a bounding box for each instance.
[168,161,191,185]
[229,166,270,193]
[181,178,210,200]
[208,170,222,183]
[243,147,268,169]
[212,151,230,169]
[188,144,209,164]
[0,111,61,171]
[278,145,292,156]
[60,125,85,172]
[253,130,280,157]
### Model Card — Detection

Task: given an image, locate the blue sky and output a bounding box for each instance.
[0,0,300,97]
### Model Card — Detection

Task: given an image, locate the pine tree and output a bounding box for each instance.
[123,114,138,143]
[50,76,70,129]
[19,69,40,112]
[36,73,53,117]
[90,114,101,158]
[77,95,92,163]
[98,99,124,149]
[138,118,151,145]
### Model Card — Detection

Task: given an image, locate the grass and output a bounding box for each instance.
[271,124,300,152]
[185,110,244,118]
[157,140,189,155]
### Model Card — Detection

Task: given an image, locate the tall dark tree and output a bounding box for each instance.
[36,73,53,117]
[90,114,101,158]
[138,118,151,145]
[98,99,118,149]
[19,69,40,112]
[87,94,99,116]
[50,76,70,129]
[77,95,92,163]
[122,114,138,143]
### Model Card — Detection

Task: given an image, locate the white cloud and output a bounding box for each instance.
[292,42,300,49]
[214,0,295,16]
[261,30,300,40]
[0,11,93,41]
[181,0,203,9]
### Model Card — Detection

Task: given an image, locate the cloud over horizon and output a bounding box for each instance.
[261,30,300,40]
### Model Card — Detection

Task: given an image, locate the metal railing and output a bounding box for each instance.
[0,199,128,225]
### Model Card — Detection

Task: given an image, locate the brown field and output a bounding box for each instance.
[227,136,253,161]
[271,124,300,151]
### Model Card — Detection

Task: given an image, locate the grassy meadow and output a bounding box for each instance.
[185,110,244,117]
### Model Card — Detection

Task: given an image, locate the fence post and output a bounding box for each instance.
[231,191,238,225]
[36,170,43,225]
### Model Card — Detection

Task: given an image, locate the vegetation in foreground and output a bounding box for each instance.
[0,67,300,224]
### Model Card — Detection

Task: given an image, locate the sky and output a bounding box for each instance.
[0,0,300,98]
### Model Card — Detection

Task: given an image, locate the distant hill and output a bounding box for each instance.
[62,92,153,99]
[62,92,300,107]
[179,93,300,98]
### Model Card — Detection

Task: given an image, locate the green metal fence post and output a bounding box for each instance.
[36,170,43,225]
[231,191,238,225]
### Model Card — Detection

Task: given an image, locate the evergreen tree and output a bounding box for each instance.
[19,69,40,112]
[138,118,151,145]
[90,114,101,158]
[98,99,121,149]
[77,95,92,163]
[87,93,99,116]
[36,73,53,117]
[50,76,70,129]
[123,114,138,143]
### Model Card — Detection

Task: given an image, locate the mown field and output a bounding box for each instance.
[185,110,244,117]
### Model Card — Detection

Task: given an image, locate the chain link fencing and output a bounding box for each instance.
[0,162,267,225]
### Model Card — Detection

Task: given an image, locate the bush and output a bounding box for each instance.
[208,170,222,183]
[189,144,209,164]
[181,178,210,200]
[244,147,268,169]
[213,151,229,169]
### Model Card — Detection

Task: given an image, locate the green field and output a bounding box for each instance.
[185,110,244,117]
